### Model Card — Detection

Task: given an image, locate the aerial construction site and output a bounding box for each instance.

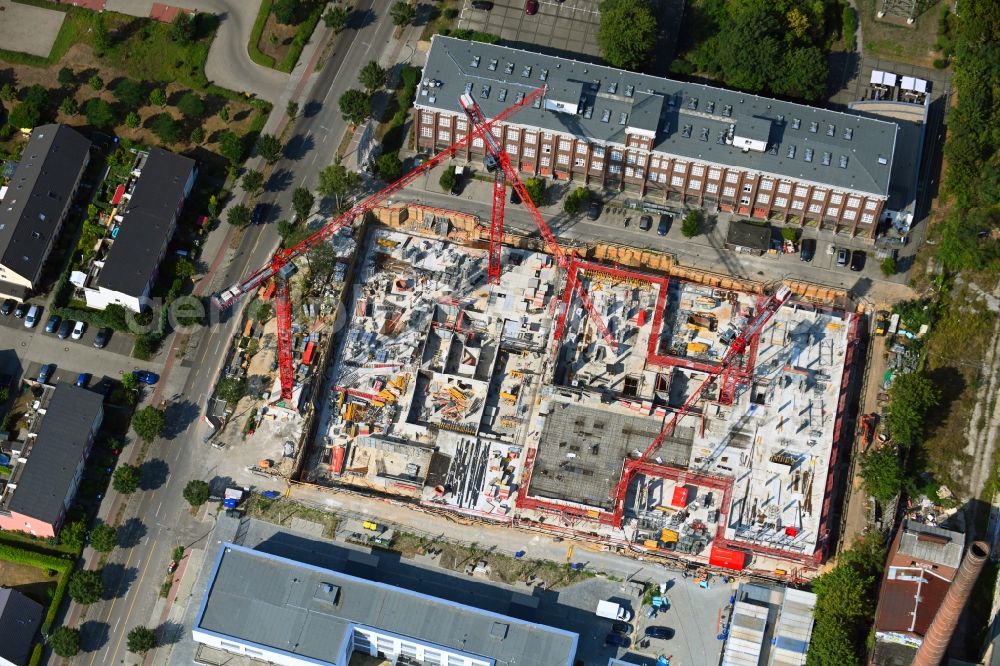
[293,206,859,575]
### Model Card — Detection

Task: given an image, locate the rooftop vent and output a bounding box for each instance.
[716,131,726,144]
[498,89,507,102]
[777,114,784,123]
[804,148,814,162]
[723,104,732,117]
[464,82,473,95]
[787,145,796,159]
[490,622,510,640]
[839,155,849,168]
[488,59,498,71]
[608,81,618,94]
[700,128,710,141]
[540,69,548,81]
[601,109,611,123]
[619,112,628,125]
[480,85,491,99]
[843,127,853,140]
[505,62,514,74]
[688,97,698,110]
[521,66,531,78]
[583,106,593,119]
[821,151,831,166]
[471,56,481,68]
[792,117,801,129]
[826,124,836,137]
[624,85,634,98]
[809,121,818,133]
[682,124,692,138]
[878,155,889,165]
[706,101,715,114]
[532,96,542,109]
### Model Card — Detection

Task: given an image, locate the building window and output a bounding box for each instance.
[423,112,436,123]
[574,157,585,167]
[576,143,588,154]
[651,158,661,169]
[611,150,623,161]
[830,193,843,205]
[523,147,535,158]
[542,132,552,139]
[626,153,636,165]
[862,213,875,224]
[456,120,467,131]
[648,171,658,182]
[706,182,719,194]
[420,127,433,138]
[808,203,822,214]
[709,168,721,180]
[827,207,840,216]
[743,183,753,193]
[438,116,451,127]
[674,162,687,173]
[473,138,484,148]
[625,167,635,178]
[778,182,791,194]
[507,143,518,154]
[740,195,751,206]
[542,145,551,154]
[439,131,450,141]
[794,186,808,197]
[844,209,856,220]
[609,164,622,174]
[507,129,519,140]
[760,179,773,191]
[774,197,788,207]
[592,161,604,171]
[723,186,736,197]
[671,176,685,187]
[865,200,878,210]
[559,140,571,150]
[812,189,826,200]
[689,180,702,190]
[557,154,569,165]
[791,200,804,210]
[593,146,605,158]
[847,197,860,208]
[540,157,550,167]
[726,172,739,183]
[525,132,537,142]
[691,165,705,177]
[756,194,770,205]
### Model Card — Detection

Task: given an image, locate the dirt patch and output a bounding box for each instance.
[857,0,945,68]
[0,559,58,606]
[256,13,300,66]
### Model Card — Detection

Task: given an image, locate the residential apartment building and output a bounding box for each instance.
[0,383,104,538]
[80,147,196,312]
[417,37,899,239]
[0,124,90,300]
[0,587,43,666]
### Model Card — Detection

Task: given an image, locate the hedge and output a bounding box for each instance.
[28,644,43,666]
[277,3,325,73]
[0,543,73,633]
[248,0,277,69]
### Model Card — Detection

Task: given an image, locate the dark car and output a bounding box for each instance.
[251,203,268,225]
[639,215,653,231]
[836,247,850,267]
[657,215,671,236]
[471,0,494,8]
[37,364,55,384]
[587,200,601,220]
[75,372,91,388]
[94,377,114,396]
[644,626,674,640]
[57,319,73,339]
[0,300,14,316]
[800,238,816,262]
[850,250,867,272]
[94,327,111,349]
[133,370,160,385]
[45,314,61,334]
[604,634,630,648]
[13,303,27,318]
[611,621,632,635]
[525,0,539,14]
[510,188,521,205]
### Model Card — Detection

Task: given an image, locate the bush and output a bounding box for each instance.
[781,227,801,242]
[177,92,205,119]
[60,96,78,116]
[125,110,140,128]
[880,256,897,276]
[842,5,857,52]
[183,479,210,507]
[681,210,701,238]
[112,464,141,495]
[88,74,104,91]
[149,88,167,107]
[50,627,81,658]
[933,58,949,69]
[523,177,545,206]
[132,334,156,360]
[9,102,41,129]
[113,79,144,108]
[150,113,181,144]
[68,569,104,604]
[563,187,591,215]
[57,67,75,86]
[273,0,299,24]
[217,130,246,164]
[439,166,456,192]
[84,98,116,129]
[59,520,88,550]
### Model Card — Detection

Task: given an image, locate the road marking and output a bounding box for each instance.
[155,501,163,518]
[101,542,156,666]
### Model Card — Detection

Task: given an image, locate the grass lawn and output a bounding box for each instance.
[856,0,946,67]
[0,559,59,606]
[249,0,325,73]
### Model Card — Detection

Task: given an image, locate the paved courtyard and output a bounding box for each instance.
[0,0,66,58]
[459,0,603,61]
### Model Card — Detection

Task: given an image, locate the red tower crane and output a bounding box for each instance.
[458,93,618,352]
[212,85,548,401]
[607,284,792,527]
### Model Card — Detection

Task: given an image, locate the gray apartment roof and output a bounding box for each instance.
[0,124,89,285]
[7,384,103,525]
[0,587,44,665]
[95,148,195,297]
[897,520,964,569]
[421,37,898,197]
[195,543,577,666]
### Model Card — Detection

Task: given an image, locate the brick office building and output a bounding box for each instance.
[417,36,900,239]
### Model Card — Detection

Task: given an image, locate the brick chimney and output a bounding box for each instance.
[911,540,991,666]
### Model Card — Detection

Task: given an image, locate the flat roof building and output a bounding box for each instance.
[193,542,578,666]
[417,37,899,238]
[0,124,90,300]
[720,583,817,666]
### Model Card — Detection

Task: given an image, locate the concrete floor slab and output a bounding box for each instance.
[0,0,67,58]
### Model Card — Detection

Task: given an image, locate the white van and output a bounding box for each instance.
[24,305,40,328]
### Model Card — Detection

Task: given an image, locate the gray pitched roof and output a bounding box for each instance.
[0,587,44,665]
[421,37,898,197]
[7,384,103,525]
[195,543,578,666]
[0,124,89,285]
[897,520,964,569]
[95,148,195,297]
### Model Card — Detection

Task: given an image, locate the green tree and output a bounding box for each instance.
[273,0,299,25]
[375,152,403,182]
[774,46,828,102]
[190,126,205,144]
[338,89,371,125]
[85,98,117,129]
[859,445,904,503]
[390,1,415,26]
[324,6,350,30]
[218,130,246,164]
[681,210,701,238]
[317,158,361,210]
[50,627,81,658]
[177,92,205,119]
[127,626,156,655]
[60,96,79,116]
[292,187,315,220]
[59,520,88,550]
[598,0,658,71]
[124,110,140,128]
[250,299,274,321]
[255,133,283,163]
[114,78,145,108]
[216,377,246,404]
[149,87,167,107]
[242,169,265,197]
[286,100,299,119]
[886,372,939,448]
[150,113,181,144]
[0,83,15,102]
[439,166,456,193]
[523,177,545,205]
[58,67,75,87]
[9,102,41,129]
[92,14,111,54]
[183,479,210,507]
[880,256,897,276]
[132,406,166,443]
[89,522,118,553]
[171,12,197,43]
[88,74,104,91]
[563,187,591,215]
[112,463,141,494]
[218,104,229,121]
[121,372,141,405]
[227,203,251,227]
[68,569,104,604]
[780,227,801,242]
[359,60,387,92]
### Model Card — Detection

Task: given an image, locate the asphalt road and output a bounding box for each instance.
[74,5,398,663]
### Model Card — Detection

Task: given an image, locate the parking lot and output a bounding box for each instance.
[459,0,603,61]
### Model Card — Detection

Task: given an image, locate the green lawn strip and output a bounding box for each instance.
[248,0,277,69]
[277,4,325,73]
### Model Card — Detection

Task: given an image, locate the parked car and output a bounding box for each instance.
[471,0,494,8]
[644,626,674,640]
[850,250,866,272]
[836,247,850,267]
[75,372,91,388]
[251,203,268,226]
[13,303,27,318]
[57,320,73,339]
[525,0,539,14]
[45,314,61,334]
[639,215,653,231]
[0,300,14,316]
[611,621,632,635]
[604,634,630,647]
[133,370,160,385]
[25,305,41,328]
[93,327,111,349]
[657,215,671,236]
[510,188,521,205]
[71,320,86,340]
[799,238,816,262]
[37,364,55,384]
[587,200,602,220]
